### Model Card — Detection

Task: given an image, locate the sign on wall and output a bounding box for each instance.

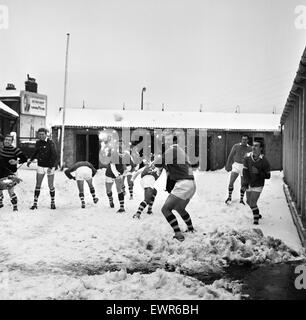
[20,91,47,117]
[19,114,46,139]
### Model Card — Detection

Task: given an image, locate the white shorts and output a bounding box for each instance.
[246,186,263,193]
[75,166,92,181]
[140,175,156,189]
[232,162,244,176]
[171,179,196,201]
[105,176,115,183]
[37,166,55,175]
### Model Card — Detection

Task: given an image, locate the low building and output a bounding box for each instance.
[52,108,281,171]
[281,47,306,245]
[0,78,47,156]
[0,100,19,135]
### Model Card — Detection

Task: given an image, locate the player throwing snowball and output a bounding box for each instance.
[225,135,252,205]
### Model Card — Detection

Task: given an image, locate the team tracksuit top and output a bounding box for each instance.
[155,144,194,181]
[242,152,271,188]
[64,161,97,180]
[30,138,57,168]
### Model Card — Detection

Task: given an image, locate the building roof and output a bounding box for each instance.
[0,101,19,117]
[0,90,20,98]
[281,46,306,125]
[53,108,281,131]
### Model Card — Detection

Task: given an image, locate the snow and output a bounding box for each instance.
[0,90,20,98]
[0,168,304,300]
[0,101,19,117]
[52,108,281,131]
[0,269,243,300]
[19,140,36,144]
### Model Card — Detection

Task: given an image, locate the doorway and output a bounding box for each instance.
[207,136,212,171]
[76,133,99,168]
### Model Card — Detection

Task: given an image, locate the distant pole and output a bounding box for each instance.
[141,87,146,110]
[60,33,70,169]
[82,100,85,109]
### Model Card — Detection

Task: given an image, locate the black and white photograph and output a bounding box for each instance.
[0,0,306,307]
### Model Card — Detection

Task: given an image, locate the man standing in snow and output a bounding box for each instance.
[0,134,27,211]
[105,139,130,213]
[225,135,252,204]
[64,161,99,208]
[155,131,196,242]
[122,149,138,200]
[242,141,271,225]
[27,128,58,210]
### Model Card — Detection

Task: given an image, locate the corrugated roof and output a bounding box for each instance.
[281,47,306,124]
[52,108,280,131]
[0,101,19,117]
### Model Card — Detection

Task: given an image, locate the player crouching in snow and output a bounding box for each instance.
[132,156,162,219]
[242,141,271,225]
[64,161,99,208]
[0,134,27,211]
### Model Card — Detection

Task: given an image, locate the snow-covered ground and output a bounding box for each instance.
[0,168,304,300]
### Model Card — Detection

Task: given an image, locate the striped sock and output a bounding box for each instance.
[90,187,98,203]
[129,184,133,198]
[251,206,260,224]
[240,188,245,201]
[136,201,147,216]
[50,188,55,203]
[228,187,233,200]
[147,189,157,214]
[79,192,85,207]
[118,192,125,209]
[50,188,56,209]
[165,213,181,233]
[107,191,114,207]
[181,211,194,231]
[33,188,40,207]
[10,193,18,211]
[90,187,95,198]
[0,193,3,208]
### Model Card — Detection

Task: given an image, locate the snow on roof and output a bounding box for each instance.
[0,90,20,98]
[53,108,281,131]
[0,101,19,117]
